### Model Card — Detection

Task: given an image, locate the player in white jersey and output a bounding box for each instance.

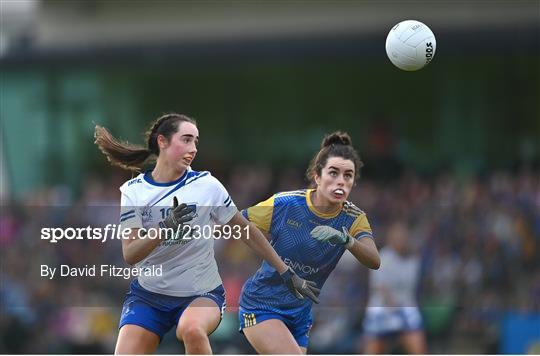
[363,221,427,354]
[94,113,319,354]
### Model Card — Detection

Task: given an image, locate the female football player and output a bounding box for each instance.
[363,220,426,354]
[94,113,318,354]
[238,131,381,354]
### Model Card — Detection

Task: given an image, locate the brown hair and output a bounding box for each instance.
[306,131,363,185]
[94,113,197,171]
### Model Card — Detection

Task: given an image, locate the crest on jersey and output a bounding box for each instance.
[141,206,153,224]
[185,203,198,219]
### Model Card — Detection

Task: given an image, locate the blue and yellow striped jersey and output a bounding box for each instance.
[239,189,373,312]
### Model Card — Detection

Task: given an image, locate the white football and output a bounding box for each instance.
[385,20,436,71]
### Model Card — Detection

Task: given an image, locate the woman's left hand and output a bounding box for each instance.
[310,225,351,246]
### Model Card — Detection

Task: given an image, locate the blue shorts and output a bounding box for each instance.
[119,279,226,341]
[363,307,423,338]
[238,306,313,348]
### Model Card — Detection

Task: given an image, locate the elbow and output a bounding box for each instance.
[356,253,380,270]
[123,251,139,266]
[369,256,381,270]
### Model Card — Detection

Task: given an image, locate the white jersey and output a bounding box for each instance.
[119,167,237,297]
[367,247,420,308]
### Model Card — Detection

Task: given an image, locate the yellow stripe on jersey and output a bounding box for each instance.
[350,213,373,238]
[246,195,275,233]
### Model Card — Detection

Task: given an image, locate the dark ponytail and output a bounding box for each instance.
[94,113,197,171]
[306,131,363,185]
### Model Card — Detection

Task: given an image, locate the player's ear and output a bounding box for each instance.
[157,134,169,150]
[314,174,321,186]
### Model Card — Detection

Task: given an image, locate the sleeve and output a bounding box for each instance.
[243,195,275,233]
[119,192,143,230]
[350,213,373,240]
[210,177,238,225]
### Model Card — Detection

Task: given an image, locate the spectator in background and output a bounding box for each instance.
[363,221,427,354]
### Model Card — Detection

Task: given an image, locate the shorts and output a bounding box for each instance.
[238,306,313,348]
[363,306,423,338]
[119,279,226,341]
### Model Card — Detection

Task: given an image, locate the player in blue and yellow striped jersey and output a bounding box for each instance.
[238,131,381,354]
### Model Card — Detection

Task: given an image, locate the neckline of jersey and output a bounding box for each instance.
[143,167,190,187]
[306,188,342,219]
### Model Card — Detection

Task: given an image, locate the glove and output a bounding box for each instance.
[280,268,321,304]
[310,225,354,248]
[159,197,194,230]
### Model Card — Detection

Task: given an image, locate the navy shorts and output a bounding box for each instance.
[119,279,226,341]
[238,306,313,348]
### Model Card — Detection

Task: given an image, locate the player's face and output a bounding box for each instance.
[159,121,199,171]
[388,223,409,255]
[315,156,355,205]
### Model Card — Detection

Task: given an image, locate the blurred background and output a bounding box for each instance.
[1,0,539,353]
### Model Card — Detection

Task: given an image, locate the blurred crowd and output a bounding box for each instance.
[1,165,539,353]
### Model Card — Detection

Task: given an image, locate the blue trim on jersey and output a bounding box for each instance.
[184,172,209,186]
[150,171,209,207]
[224,196,231,205]
[120,214,135,222]
[120,209,135,217]
[143,168,188,187]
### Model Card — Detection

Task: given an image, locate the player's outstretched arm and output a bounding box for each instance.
[311,226,380,269]
[348,237,380,270]
[226,212,321,303]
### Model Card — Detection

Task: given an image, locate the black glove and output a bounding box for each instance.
[159,197,194,230]
[280,268,321,304]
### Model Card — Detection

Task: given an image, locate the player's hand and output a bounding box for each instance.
[280,268,321,304]
[310,225,353,247]
[160,197,194,230]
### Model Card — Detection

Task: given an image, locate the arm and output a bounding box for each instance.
[346,237,381,270]
[121,228,163,266]
[226,211,320,303]
[310,226,380,269]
